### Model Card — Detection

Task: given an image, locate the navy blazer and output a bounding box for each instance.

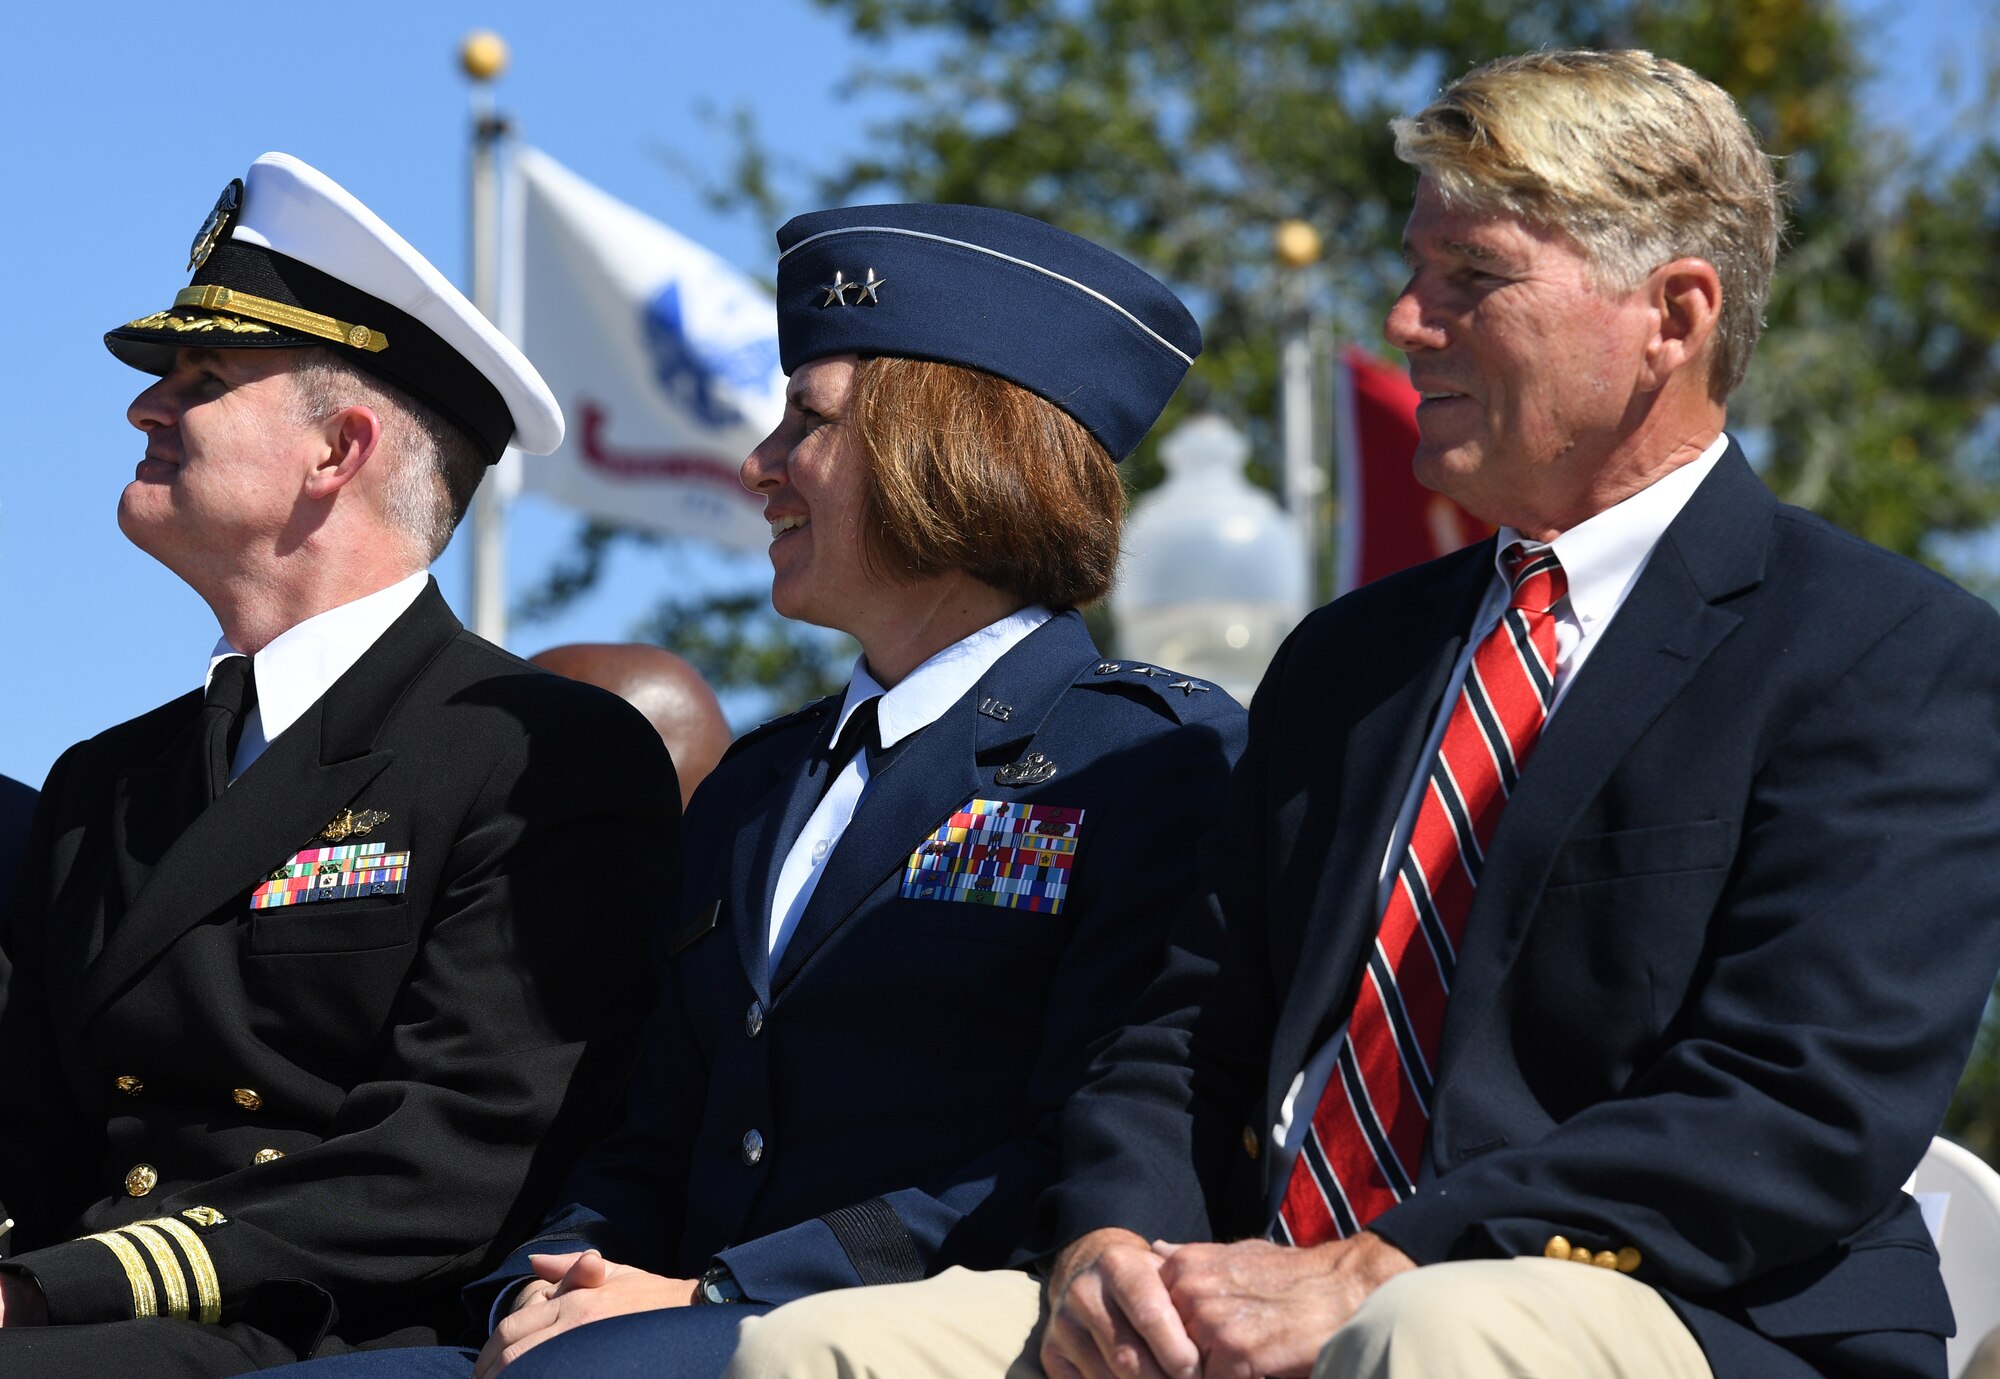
[1044,448,2000,1379]
[470,611,1247,1316]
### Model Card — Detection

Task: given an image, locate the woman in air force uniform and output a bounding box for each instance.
[279,203,1247,1379]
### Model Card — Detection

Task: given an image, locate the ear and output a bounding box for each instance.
[1639,258,1723,391]
[302,405,383,500]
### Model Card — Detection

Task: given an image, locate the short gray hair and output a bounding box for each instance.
[288,350,486,561]
[1391,48,1783,400]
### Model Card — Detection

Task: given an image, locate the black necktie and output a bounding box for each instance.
[203,656,258,800]
[817,697,881,804]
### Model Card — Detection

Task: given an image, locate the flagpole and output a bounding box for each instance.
[1275,218,1323,608]
[462,31,510,646]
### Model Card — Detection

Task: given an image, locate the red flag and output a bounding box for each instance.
[1335,347,1491,592]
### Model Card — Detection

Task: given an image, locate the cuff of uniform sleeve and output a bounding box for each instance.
[1364,1193,1479,1267]
[2,1238,151,1324]
[486,1275,538,1335]
[716,1219,857,1305]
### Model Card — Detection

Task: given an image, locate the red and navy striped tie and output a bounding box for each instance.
[1276,543,1566,1245]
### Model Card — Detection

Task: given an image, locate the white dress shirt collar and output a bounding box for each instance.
[1493,432,1728,632]
[831,604,1054,749]
[206,570,431,777]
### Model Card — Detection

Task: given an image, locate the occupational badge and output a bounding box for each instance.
[317,808,389,843]
[900,798,1084,914]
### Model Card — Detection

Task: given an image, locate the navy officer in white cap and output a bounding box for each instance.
[261,203,1245,1379]
[0,153,680,1377]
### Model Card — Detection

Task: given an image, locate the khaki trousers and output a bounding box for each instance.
[721,1259,1714,1379]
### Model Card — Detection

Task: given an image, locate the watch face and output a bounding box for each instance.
[188,179,244,272]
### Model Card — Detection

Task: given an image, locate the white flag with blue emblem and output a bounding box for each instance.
[511,148,777,551]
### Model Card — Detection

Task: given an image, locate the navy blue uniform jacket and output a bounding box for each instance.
[469,610,1247,1315]
[1042,449,2000,1379]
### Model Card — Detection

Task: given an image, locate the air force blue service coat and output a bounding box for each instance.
[0,584,678,1368]
[0,772,38,916]
[471,610,1246,1312]
[1043,446,2000,1379]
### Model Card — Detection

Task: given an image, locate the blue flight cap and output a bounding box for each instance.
[774,204,1201,461]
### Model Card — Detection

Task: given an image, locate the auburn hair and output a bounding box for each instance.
[847,356,1124,609]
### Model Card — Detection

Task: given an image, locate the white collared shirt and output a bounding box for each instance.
[205,570,431,782]
[766,604,1052,963]
[1264,435,1728,1210]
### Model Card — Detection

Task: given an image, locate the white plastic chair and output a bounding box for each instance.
[1910,1136,2000,1378]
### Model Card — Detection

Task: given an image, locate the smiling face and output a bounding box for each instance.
[119,346,324,587]
[1384,178,1659,535]
[740,354,879,633]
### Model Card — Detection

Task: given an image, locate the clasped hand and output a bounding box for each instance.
[471,1250,696,1379]
[1041,1227,1414,1379]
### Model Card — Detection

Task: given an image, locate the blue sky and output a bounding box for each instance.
[0,0,1978,786]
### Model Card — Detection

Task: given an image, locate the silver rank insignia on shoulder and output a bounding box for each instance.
[318,808,390,843]
[1094,662,1123,674]
[1168,679,1211,696]
[996,752,1058,786]
[188,179,243,271]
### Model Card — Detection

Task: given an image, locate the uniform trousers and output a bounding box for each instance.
[720,1261,1715,1379]
[269,1304,772,1379]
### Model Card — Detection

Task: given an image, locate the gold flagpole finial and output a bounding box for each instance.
[459,30,509,83]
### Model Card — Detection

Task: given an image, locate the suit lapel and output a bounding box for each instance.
[1435,448,1771,1083]
[1273,549,1492,1095]
[80,582,462,1020]
[769,612,1100,996]
[726,714,834,1004]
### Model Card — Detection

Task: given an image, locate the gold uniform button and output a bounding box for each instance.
[125,1164,159,1197]
[1242,1125,1261,1160]
[253,1148,284,1165]
[232,1088,264,1111]
[1543,1235,1571,1260]
[1591,1250,1619,1270]
[115,1075,145,1096]
[1569,1244,1594,1264]
[1616,1247,1642,1273]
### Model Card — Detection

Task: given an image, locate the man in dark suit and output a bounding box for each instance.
[0,773,36,914]
[0,153,678,1377]
[718,49,2000,1379]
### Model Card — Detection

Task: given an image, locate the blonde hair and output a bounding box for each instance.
[1392,49,1782,399]
[848,356,1125,609]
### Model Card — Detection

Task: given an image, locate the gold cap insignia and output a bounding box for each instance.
[318,808,390,843]
[188,179,243,272]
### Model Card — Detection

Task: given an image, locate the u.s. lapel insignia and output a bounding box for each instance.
[317,808,389,844]
[995,752,1057,786]
[902,798,1086,914]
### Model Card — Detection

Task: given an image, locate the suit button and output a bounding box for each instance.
[746,1002,765,1038]
[741,1129,764,1165]
[253,1148,284,1165]
[1616,1247,1642,1273]
[1542,1235,1571,1260]
[115,1075,145,1096]
[1242,1126,1260,1160]
[232,1088,264,1111]
[125,1164,158,1197]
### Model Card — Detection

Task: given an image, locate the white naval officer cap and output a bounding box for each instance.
[105,152,562,461]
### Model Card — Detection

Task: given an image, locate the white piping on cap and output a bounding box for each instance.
[779,224,1194,367]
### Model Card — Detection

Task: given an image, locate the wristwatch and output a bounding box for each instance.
[695,1262,747,1305]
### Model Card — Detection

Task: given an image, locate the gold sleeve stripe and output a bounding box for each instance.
[146,1216,223,1325]
[83,1230,158,1319]
[117,1224,189,1321]
[171,285,388,353]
